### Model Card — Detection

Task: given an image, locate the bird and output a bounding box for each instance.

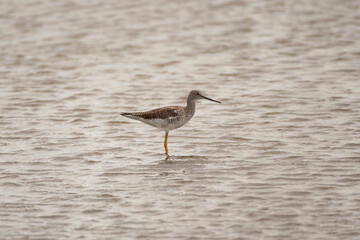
[120,90,221,157]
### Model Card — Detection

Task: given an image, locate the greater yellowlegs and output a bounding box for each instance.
[120,90,221,156]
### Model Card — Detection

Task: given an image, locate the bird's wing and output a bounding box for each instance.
[137,106,180,120]
[121,106,182,121]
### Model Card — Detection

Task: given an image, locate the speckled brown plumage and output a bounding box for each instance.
[121,106,179,120]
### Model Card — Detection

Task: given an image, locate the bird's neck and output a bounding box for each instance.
[186,97,196,116]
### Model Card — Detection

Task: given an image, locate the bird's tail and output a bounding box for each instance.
[120,112,138,120]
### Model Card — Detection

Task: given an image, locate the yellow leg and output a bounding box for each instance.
[164,131,169,156]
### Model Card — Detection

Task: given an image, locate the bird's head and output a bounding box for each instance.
[189,90,221,103]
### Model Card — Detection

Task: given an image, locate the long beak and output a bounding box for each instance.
[200,94,221,103]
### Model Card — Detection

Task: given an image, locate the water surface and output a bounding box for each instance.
[1,0,360,239]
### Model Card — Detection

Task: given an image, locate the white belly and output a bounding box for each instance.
[140,117,190,131]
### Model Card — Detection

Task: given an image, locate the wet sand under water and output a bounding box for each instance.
[1,0,360,239]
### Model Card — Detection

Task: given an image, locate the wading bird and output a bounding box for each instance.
[120,90,221,157]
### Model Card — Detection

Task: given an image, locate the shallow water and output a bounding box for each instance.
[1,0,360,239]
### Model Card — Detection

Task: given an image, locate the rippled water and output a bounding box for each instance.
[1,0,360,239]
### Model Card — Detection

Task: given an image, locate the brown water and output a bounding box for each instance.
[1,0,360,239]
